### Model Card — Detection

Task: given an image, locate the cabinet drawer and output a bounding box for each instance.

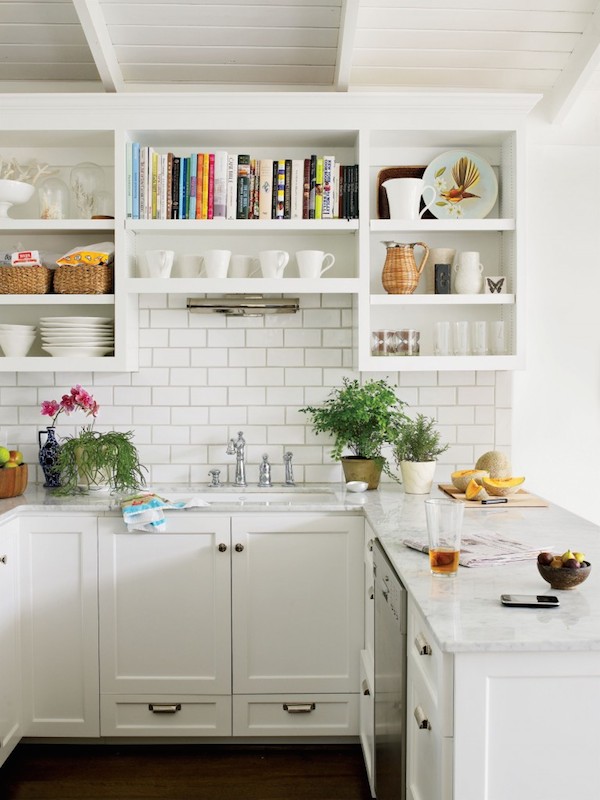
[233,694,359,737]
[407,599,453,714]
[101,694,232,737]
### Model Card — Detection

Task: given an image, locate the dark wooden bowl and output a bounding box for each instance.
[537,560,591,590]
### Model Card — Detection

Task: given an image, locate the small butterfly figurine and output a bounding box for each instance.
[486,277,505,294]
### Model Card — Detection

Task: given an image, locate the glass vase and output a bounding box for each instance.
[38,177,70,220]
[70,162,105,219]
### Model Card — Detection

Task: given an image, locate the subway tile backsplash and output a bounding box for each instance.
[1,295,512,488]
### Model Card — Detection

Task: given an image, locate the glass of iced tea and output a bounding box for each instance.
[424,498,464,577]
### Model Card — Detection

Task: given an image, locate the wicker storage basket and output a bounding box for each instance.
[53,264,113,295]
[0,265,52,294]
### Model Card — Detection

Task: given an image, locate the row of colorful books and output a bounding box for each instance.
[125,144,359,221]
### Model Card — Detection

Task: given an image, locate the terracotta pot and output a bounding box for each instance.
[341,457,383,490]
[0,463,28,498]
[400,460,436,494]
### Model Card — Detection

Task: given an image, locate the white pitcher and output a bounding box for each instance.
[453,251,483,294]
[382,177,436,220]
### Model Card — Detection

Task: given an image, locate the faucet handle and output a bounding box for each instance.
[284,451,295,486]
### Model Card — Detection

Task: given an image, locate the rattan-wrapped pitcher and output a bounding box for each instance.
[381,241,429,295]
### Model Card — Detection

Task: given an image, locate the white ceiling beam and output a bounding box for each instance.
[546,1,600,124]
[334,0,360,91]
[72,0,125,93]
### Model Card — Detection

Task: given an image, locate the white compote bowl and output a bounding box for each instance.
[0,179,35,218]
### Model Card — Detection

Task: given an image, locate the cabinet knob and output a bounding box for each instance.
[218,543,227,552]
[235,543,244,552]
[0,555,6,565]
[415,632,432,656]
[414,705,431,730]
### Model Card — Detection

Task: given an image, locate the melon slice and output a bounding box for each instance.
[465,478,488,501]
[451,468,489,493]
[481,476,525,496]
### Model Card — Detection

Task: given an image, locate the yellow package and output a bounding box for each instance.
[56,241,114,267]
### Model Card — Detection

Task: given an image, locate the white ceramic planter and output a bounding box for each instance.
[400,460,436,494]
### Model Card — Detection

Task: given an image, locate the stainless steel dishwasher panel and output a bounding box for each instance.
[374,540,407,800]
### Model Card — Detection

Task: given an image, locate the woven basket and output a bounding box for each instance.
[53,264,113,295]
[0,265,52,294]
[381,242,429,295]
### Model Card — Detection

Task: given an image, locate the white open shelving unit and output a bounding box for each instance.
[0,92,539,373]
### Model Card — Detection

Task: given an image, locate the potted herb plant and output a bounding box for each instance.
[392,413,449,494]
[300,377,408,488]
[41,385,147,495]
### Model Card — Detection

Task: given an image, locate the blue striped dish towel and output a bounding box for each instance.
[121,493,175,532]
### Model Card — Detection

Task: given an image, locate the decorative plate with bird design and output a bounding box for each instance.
[422,150,498,219]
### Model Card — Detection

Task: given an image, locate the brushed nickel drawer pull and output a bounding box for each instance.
[283,702,316,714]
[415,632,432,656]
[414,705,431,730]
[149,703,182,714]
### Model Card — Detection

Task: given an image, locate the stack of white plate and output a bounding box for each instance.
[40,316,114,357]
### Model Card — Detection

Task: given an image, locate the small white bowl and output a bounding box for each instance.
[0,333,35,357]
[346,481,369,493]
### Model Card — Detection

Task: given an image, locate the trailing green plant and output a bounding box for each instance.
[393,413,449,463]
[300,377,408,478]
[54,427,147,495]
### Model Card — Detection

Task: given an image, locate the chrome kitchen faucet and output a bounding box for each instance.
[226,431,247,487]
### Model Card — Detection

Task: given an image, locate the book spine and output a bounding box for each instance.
[258,158,273,220]
[226,154,237,219]
[132,142,140,219]
[213,150,228,219]
[283,159,292,219]
[276,159,285,220]
[139,146,148,220]
[314,156,324,219]
[250,159,260,219]
[350,164,359,219]
[302,158,310,220]
[126,142,133,219]
[333,162,340,219]
[207,152,215,220]
[340,165,347,219]
[195,154,203,219]
[156,152,164,219]
[202,152,210,219]
[166,153,173,221]
[309,154,316,219]
[271,160,278,218]
[290,159,303,220]
[188,154,197,220]
[321,155,335,219]
[180,157,189,220]
[236,154,251,220]
[171,156,180,219]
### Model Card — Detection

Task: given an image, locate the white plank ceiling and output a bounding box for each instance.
[1,0,600,119]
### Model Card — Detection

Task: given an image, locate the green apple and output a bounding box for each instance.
[0,446,9,465]
[574,551,586,564]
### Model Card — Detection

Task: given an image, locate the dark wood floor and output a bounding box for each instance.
[0,743,373,800]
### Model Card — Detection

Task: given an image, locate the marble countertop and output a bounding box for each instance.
[3,482,600,654]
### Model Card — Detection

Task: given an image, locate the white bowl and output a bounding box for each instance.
[0,323,36,332]
[0,332,35,357]
[346,481,369,493]
[0,179,35,218]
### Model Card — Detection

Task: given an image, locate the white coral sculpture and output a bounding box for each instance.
[0,157,59,185]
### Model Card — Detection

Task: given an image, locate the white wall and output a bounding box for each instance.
[513,91,600,524]
[0,291,511,489]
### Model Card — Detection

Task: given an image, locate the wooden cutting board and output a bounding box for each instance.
[438,484,549,508]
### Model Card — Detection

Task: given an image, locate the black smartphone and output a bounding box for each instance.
[500,594,559,608]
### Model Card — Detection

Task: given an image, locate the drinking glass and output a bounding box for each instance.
[490,321,506,355]
[471,321,487,355]
[425,498,464,577]
[434,321,450,356]
[453,321,470,355]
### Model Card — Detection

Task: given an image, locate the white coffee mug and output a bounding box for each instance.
[259,250,289,279]
[382,177,436,220]
[296,250,335,279]
[200,249,231,279]
[176,254,202,278]
[142,250,174,278]
[229,254,260,279]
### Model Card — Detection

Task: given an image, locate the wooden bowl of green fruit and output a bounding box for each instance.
[537,550,591,590]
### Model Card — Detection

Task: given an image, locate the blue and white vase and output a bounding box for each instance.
[38,426,61,488]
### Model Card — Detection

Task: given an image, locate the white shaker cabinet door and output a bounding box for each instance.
[98,515,231,696]
[231,513,364,695]
[0,518,21,765]
[19,515,99,737]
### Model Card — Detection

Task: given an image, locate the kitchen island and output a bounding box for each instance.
[1,484,599,800]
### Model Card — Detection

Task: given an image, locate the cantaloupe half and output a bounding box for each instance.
[481,476,525,496]
[451,469,489,493]
[465,478,488,501]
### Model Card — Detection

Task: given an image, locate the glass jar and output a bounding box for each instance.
[38,177,70,220]
[70,162,105,219]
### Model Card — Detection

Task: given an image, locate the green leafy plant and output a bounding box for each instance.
[300,377,408,477]
[393,414,449,463]
[54,427,147,495]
